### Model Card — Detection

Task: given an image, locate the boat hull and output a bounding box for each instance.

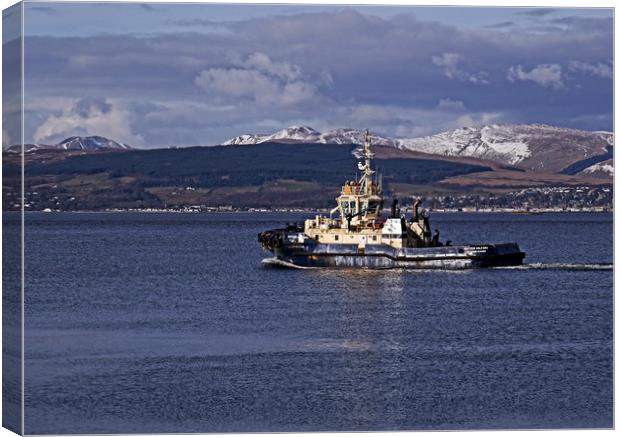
[262,235,525,269]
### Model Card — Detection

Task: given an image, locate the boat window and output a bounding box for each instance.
[335,235,339,241]
[341,200,357,215]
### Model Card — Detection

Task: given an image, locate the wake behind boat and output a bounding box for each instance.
[258,130,525,269]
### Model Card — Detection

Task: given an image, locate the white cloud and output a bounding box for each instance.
[455,112,502,127]
[194,53,324,107]
[432,53,461,78]
[507,63,564,89]
[240,52,302,82]
[195,68,278,99]
[437,98,466,111]
[568,60,612,79]
[431,53,489,84]
[33,97,144,146]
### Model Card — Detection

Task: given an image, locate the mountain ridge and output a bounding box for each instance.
[4,125,613,178]
[3,135,132,153]
[222,124,614,173]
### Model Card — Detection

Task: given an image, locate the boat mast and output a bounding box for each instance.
[358,129,375,196]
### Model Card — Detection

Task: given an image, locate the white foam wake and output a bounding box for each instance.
[494,263,612,271]
[261,257,317,269]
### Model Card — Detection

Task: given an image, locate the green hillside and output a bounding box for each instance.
[27,143,489,185]
[5,143,491,210]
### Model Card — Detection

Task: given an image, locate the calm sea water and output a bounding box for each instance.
[7,212,613,433]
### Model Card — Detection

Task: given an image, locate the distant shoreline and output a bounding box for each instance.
[6,208,614,214]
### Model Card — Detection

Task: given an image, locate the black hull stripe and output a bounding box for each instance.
[283,251,525,263]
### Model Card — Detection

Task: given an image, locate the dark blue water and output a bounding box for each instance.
[11,212,613,433]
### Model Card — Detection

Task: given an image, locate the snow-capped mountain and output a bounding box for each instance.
[223,126,397,147]
[223,126,320,145]
[57,136,132,151]
[3,136,132,153]
[398,124,613,172]
[317,128,396,147]
[579,159,614,177]
[222,124,613,173]
[396,125,531,165]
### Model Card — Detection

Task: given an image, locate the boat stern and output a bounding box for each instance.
[469,242,526,267]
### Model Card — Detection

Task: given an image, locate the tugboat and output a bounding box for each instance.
[258,130,525,269]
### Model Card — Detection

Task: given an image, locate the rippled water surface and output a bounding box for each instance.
[11,212,613,433]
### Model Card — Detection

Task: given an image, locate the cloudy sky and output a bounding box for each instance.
[3,2,614,148]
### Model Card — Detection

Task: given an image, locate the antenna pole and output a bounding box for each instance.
[360,129,375,195]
